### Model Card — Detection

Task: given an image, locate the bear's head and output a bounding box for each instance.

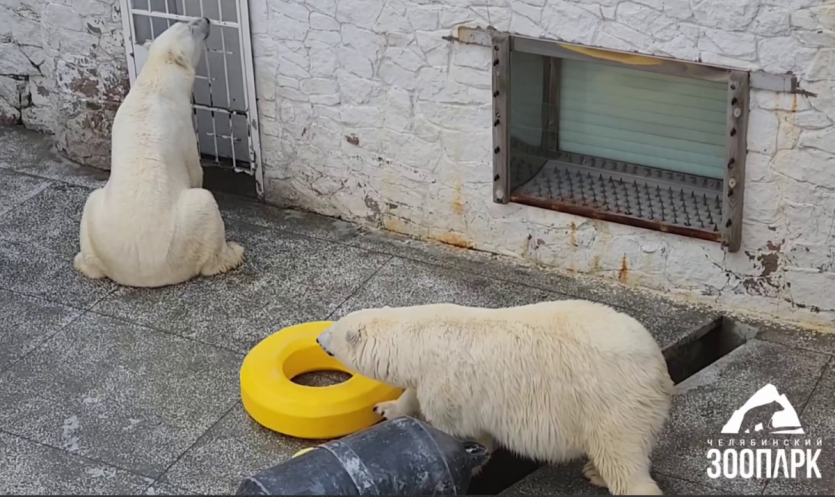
[146,17,211,72]
[317,308,401,383]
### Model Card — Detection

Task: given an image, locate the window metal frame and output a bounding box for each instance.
[492,34,749,252]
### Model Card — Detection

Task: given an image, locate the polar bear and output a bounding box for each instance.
[317,300,674,495]
[74,18,244,287]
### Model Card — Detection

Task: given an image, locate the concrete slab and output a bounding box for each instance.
[0,289,81,372]
[161,404,322,495]
[752,317,835,357]
[0,169,51,217]
[763,361,835,495]
[0,127,53,169]
[90,219,391,353]
[502,460,723,495]
[0,240,116,309]
[331,256,561,317]
[0,126,108,190]
[0,313,242,478]
[653,339,830,494]
[143,482,193,495]
[216,192,361,244]
[0,182,91,256]
[0,181,116,308]
[0,431,151,495]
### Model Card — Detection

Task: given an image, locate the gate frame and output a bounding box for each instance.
[118,0,265,200]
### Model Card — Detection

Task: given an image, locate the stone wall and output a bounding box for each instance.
[251,0,835,326]
[0,0,128,169]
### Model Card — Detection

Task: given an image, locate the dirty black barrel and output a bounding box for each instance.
[236,417,490,495]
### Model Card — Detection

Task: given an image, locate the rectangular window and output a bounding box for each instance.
[492,35,749,251]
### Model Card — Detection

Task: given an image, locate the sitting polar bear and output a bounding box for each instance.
[74,18,244,287]
[317,300,674,495]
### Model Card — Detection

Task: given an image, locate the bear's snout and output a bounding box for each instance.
[317,330,334,357]
[188,17,211,40]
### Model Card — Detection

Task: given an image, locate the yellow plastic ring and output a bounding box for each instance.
[240,321,402,439]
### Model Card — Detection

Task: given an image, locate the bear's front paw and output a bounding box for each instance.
[373,401,401,420]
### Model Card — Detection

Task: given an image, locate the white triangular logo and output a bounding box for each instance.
[721,384,804,435]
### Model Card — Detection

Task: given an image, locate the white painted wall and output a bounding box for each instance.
[250,0,835,326]
[0,0,128,169]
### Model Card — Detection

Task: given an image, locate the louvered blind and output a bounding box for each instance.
[509,52,729,180]
[559,59,727,179]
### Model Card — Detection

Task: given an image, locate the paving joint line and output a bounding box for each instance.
[82,308,248,357]
[142,401,242,494]
[0,426,157,483]
[0,285,114,375]
[325,255,396,320]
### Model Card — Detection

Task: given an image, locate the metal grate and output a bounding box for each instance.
[493,34,751,248]
[511,151,724,241]
[120,0,262,192]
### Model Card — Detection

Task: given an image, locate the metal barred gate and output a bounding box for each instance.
[119,0,263,196]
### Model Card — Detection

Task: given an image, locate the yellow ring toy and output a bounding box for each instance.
[240,321,402,439]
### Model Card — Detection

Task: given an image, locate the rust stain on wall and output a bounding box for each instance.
[569,222,577,247]
[433,232,474,250]
[383,217,408,234]
[618,254,629,283]
[451,179,464,216]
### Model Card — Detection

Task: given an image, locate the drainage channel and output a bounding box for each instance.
[468,315,756,495]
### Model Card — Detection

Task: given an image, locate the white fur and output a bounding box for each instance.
[317,300,674,495]
[74,18,244,287]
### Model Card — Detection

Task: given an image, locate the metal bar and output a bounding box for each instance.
[236,0,263,187]
[217,11,236,169]
[192,109,202,163]
[539,56,551,154]
[195,0,219,162]
[454,26,494,46]
[205,131,240,140]
[546,57,560,155]
[456,27,810,95]
[512,36,731,83]
[511,193,722,242]
[492,32,511,204]
[721,71,749,253]
[750,71,815,97]
[128,9,240,27]
[148,12,156,40]
[191,102,246,115]
[119,0,139,84]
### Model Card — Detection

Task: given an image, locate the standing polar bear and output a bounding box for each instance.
[317,300,674,495]
[74,18,244,287]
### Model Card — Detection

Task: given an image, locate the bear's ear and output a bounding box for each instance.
[345,328,363,347]
[142,39,153,50]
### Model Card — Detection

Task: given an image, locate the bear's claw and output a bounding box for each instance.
[373,400,400,420]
